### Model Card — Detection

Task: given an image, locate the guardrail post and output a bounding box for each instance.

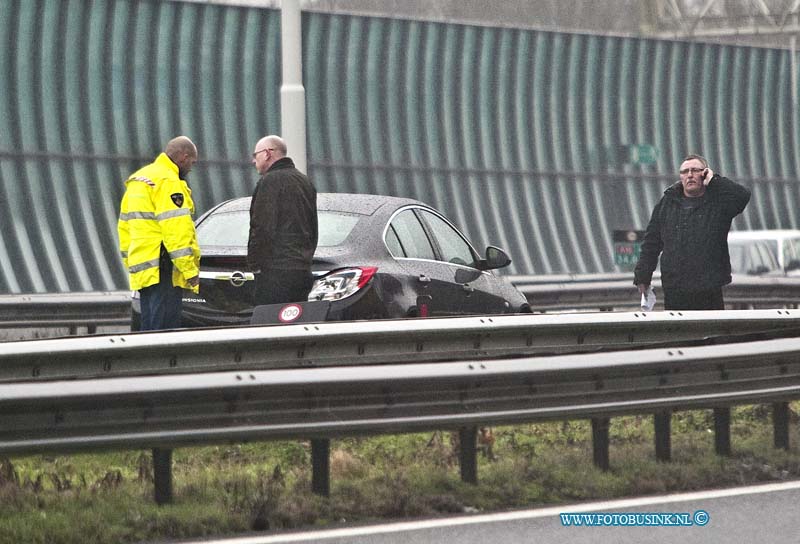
[311,438,330,496]
[773,402,790,450]
[459,426,478,484]
[654,411,671,462]
[714,407,731,456]
[591,417,610,470]
[152,448,173,505]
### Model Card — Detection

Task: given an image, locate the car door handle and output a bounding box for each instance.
[462,283,474,293]
[418,274,431,283]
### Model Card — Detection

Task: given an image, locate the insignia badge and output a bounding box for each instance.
[170,193,184,207]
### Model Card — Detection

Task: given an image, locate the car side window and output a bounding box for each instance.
[389,210,435,260]
[385,224,405,257]
[786,239,799,262]
[785,239,800,270]
[753,241,779,273]
[728,244,744,273]
[418,210,477,268]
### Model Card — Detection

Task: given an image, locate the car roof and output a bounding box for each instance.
[211,192,426,215]
[728,229,800,241]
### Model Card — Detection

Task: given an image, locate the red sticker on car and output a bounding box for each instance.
[278,304,303,323]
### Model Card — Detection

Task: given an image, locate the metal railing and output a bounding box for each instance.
[2,310,800,382]
[3,332,800,453]
[0,291,131,335]
[505,274,800,312]
[3,277,800,502]
[2,274,800,340]
[3,310,800,502]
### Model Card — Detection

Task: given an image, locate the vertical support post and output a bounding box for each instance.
[152,448,173,505]
[591,417,610,470]
[791,35,798,112]
[714,407,731,456]
[638,0,659,34]
[654,411,671,462]
[459,426,478,484]
[773,402,790,450]
[280,0,307,174]
[311,438,330,496]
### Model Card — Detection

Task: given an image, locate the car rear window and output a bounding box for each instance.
[196,210,360,248]
[317,212,360,246]
[196,211,248,247]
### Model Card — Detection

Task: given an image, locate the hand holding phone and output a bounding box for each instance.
[703,168,713,186]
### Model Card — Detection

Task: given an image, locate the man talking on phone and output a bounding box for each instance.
[634,154,751,310]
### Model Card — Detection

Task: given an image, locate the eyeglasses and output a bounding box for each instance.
[679,167,705,175]
[252,148,275,159]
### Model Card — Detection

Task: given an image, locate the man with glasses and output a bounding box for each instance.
[634,154,750,310]
[247,135,318,306]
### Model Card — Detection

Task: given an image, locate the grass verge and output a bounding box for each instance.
[1,405,799,543]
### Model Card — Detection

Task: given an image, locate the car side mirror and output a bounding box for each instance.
[480,246,511,270]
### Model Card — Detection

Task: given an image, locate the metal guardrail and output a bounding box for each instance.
[3,309,800,502]
[3,310,800,382]
[1,332,799,455]
[0,291,131,333]
[505,274,800,312]
[0,274,799,339]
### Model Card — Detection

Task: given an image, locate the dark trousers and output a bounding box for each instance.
[139,254,183,330]
[254,269,314,306]
[664,288,724,310]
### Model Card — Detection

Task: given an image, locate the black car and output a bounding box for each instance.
[133,193,530,328]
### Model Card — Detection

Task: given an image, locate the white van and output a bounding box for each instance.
[727,230,800,276]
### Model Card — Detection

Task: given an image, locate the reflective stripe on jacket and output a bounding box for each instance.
[117,153,200,293]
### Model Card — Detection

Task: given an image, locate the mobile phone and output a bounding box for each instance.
[703,168,709,177]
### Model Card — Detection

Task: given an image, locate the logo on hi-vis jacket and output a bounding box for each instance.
[171,193,184,207]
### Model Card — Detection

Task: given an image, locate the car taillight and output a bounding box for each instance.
[308,267,377,301]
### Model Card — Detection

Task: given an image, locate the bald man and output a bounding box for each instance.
[118,136,201,330]
[247,135,318,306]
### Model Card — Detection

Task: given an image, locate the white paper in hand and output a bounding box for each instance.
[640,286,656,311]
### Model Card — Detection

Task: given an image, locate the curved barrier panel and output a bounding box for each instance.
[1,0,799,292]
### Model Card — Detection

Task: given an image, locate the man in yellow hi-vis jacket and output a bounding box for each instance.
[118,136,201,330]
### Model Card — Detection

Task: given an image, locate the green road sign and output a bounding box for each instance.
[613,230,645,270]
[630,144,657,165]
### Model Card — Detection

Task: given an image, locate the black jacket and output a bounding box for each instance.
[633,175,750,292]
[247,157,318,271]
